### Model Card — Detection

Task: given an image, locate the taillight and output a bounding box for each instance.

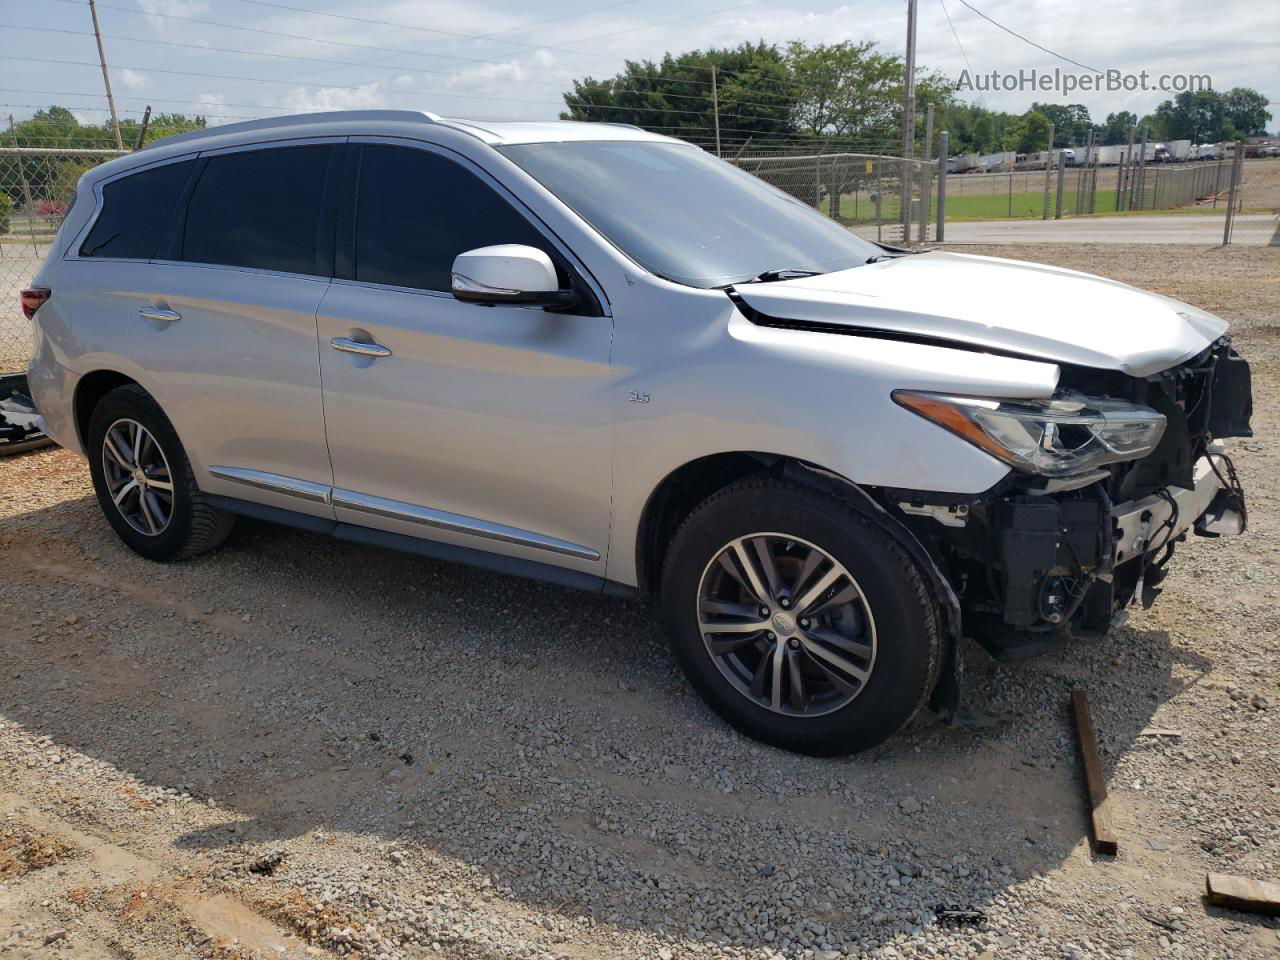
[20,287,50,320]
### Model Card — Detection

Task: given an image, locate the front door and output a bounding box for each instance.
[315,142,613,576]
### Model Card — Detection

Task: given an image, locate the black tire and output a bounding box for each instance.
[660,477,940,756]
[86,384,235,561]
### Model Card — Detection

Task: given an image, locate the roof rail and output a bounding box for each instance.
[143,110,443,150]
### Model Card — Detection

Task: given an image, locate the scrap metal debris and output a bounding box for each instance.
[0,374,51,455]
[934,905,986,927]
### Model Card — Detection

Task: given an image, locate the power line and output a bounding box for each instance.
[223,0,647,50]
[187,0,655,104]
[1,24,809,115]
[951,0,1099,73]
[0,57,805,126]
[937,0,973,76]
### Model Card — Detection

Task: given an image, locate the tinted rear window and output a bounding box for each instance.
[182,144,333,276]
[355,144,550,291]
[79,160,194,259]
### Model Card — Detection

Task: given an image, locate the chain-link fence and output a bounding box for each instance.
[4,140,1274,374]
[1,147,126,371]
[1221,155,1280,246]
[734,146,1277,247]
[731,152,938,245]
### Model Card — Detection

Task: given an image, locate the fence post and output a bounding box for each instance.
[874,158,883,243]
[919,103,934,242]
[1054,148,1066,219]
[1223,141,1244,245]
[826,156,834,219]
[1119,125,1135,211]
[1213,147,1224,208]
[935,131,947,241]
[1041,123,1054,219]
[1133,128,1148,210]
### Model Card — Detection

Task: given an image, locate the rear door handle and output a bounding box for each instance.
[329,337,392,359]
[139,307,181,324]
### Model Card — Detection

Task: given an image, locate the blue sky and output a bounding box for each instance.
[3,0,1277,131]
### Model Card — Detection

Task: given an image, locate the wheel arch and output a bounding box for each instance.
[73,369,140,452]
[634,451,966,722]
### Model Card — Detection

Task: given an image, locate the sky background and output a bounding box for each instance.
[2,0,1277,132]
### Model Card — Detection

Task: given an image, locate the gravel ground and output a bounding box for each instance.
[1,244,1277,960]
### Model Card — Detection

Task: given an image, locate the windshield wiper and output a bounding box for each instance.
[864,254,898,264]
[746,267,823,283]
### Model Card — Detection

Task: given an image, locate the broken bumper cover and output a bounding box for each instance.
[1111,453,1243,566]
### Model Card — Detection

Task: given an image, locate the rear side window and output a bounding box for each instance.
[79,160,194,259]
[354,145,551,291]
[181,144,333,276]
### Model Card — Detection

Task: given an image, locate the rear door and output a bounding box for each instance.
[128,139,341,518]
[315,140,614,577]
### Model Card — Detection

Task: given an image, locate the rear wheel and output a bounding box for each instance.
[660,478,939,755]
[87,384,234,561]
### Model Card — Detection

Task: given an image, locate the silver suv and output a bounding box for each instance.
[24,111,1252,754]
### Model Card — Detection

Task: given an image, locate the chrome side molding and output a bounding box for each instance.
[331,488,601,560]
[207,466,332,504]
[206,465,600,561]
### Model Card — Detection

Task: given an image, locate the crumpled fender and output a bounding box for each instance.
[781,460,984,729]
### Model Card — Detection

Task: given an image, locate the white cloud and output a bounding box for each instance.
[137,0,210,31]
[118,68,147,90]
[94,0,1273,130]
[271,82,388,114]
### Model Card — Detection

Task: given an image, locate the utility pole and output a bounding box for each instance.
[710,65,721,158]
[899,0,918,243]
[88,0,123,150]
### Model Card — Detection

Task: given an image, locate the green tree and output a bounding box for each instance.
[1221,87,1271,137]
[2,106,206,211]
[1004,110,1051,153]
[1150,91,1224,142]
[560,42,795,152]
[1099,111,1138,145]
[1029,103,1093,146]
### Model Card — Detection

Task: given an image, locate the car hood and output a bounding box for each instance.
[729,251,1227,377]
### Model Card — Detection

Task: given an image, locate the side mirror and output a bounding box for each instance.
[451,245,578,309]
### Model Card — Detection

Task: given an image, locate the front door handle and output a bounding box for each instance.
[329,337,391,359]
[139,306,181,324]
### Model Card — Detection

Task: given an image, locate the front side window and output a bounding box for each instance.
[354,144,552,292]
[79,159,194,259]
[499,140,881,288]
[181,144,333,276]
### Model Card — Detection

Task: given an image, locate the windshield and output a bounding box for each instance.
[498,140,881,288]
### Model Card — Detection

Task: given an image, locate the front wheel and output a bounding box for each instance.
[660,478,940,755]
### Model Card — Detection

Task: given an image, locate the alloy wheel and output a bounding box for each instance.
[101,418,175,536]
[696,533,877,717]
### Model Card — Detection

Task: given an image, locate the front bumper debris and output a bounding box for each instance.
[1111,454,1241,566]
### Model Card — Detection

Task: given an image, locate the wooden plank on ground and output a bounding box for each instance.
[1070,689,1118,855]
[1205,873,1280,916]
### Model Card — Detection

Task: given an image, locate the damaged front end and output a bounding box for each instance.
[889,337,1252,660]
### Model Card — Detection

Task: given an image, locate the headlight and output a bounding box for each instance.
[893,391,1167,477]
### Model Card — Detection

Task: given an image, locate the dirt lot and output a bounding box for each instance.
[1,244,1277,960]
